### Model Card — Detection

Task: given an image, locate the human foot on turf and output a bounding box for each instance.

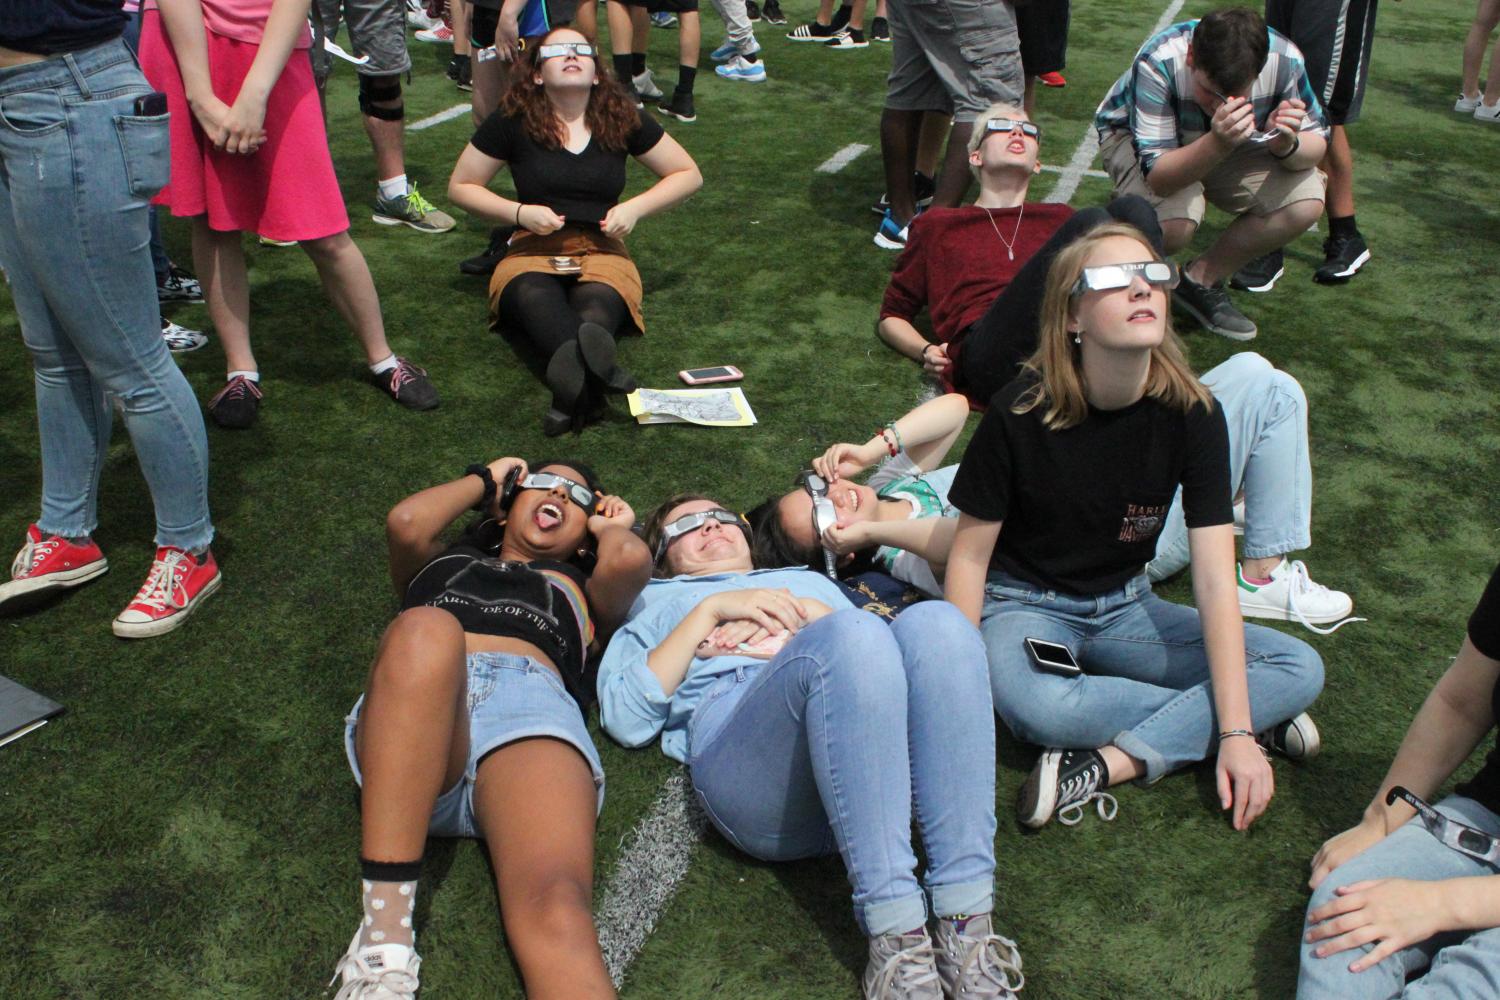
[1237,559,1359,633]
[933,913,1024,999]
[330,929,421,1000]
[863,929,943,999]
[1018,748,1117,828]
[111,546,221,638]
[208,374,262,429]
[0,525,108,615]
[376,358,440,411]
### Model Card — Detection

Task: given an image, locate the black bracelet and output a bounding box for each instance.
[1270,132,1300,161]
[466,463,497,512]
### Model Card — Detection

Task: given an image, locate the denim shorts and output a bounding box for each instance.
[344,652,605,839]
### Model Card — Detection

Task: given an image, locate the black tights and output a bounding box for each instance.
[496,272,629,358]
[954,195,1164,404]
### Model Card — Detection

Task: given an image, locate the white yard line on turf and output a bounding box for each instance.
[594,771,708,987]
[409,103,471,131]
[1044,0,1188,205]
[816,143,871,174]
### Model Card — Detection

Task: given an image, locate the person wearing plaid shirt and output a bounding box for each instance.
[1095,7,1328,341]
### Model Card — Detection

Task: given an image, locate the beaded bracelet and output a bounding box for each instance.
[884,422,905,456]
[876,428,898,457]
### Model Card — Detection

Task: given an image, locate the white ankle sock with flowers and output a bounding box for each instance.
[358,858,420,950]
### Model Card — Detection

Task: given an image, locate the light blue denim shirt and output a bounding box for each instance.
[597,567,854,762]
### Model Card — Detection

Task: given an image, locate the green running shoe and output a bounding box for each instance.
[372,183,456,234]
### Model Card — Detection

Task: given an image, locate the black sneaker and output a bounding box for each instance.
[157,263,203,303]
[825,26,868,48]
[657,90,696,123]
[745,0,761,20]
[1018,748,1118,828]
[1173,267,1258,341]
[1228,249,1284,293]
[459,226,514,276]
[1258,712,1321,760]
[871,170,936,215]
[455,58,472,92]
[207,375,262,430]
[871,15,890,41]
[379,358,439,411]
[761,0,786,23]
[1313,232,1371,284]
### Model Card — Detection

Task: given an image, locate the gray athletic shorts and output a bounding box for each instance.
[1266,0,1378,125]
[309,0,412,80]
[884,0,1023,122]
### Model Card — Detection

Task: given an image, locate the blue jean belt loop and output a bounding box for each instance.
[62,52,91,99]
[734,662,746,682]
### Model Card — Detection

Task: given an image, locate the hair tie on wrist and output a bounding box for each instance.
[1217,729,1256,742]
[466,463,498,512]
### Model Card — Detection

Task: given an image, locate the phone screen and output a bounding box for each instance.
[1025,638,1081,674]
[686,367,735,379]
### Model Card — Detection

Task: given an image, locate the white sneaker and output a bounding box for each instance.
[413,24,453,43]
[161,318,208,353]
[1238,559,1362,634]
[862,930,943,999]
[331,930,421,999]
[1455,92,1482,113]
[1475,100,1500,123]
[632,68,664,100]
[405,0,439,29]
[1231,497,1245,536]
[715,54,767,82]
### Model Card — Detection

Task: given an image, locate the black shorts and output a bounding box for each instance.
[469,0,577,42]
[1016,0,1069,76]
[1266,0,1378,125]
[620,0,700,13]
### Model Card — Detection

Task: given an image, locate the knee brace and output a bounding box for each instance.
[358,74,404,121]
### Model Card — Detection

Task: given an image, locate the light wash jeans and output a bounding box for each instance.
[981,571,1323,781]
[121,7,171,283]
[1298,796,1500,999]
[686,603,997,936]
[0,40,212,550]
[1148,352,1312,580]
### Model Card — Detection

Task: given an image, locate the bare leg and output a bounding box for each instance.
[574,0,598,42]
[355,607,471,861]
[1160,218,1197,255]
[631,3,649,54]
[880,107,923,223]
[361,79,406,185]
[472,56,508,124]
[915,110,946,177]
[606,0,634,58]
[1023,74,1036,116]
[191,218,254,375]
[452,0,471,56]
[474,738,615,1000]
[1462,0,1500,97]
[678,10,700,71]
[1189,199,1324,285]
[299,231,396,364]
[1242,555,1287,580]
[1322,125,1354,219]
[1486,28,1500,103]
[931,119,975,207]
[844,0,868,30]
[1098,745,1145,786]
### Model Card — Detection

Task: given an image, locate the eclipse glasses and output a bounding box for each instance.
[985,117,1042,140]
[537,42,596,60]
[1070,260,1179,298]
[654,508,750,561]
[1387,786,1500,865]
[797,470,840,580]
[518,472,597,512]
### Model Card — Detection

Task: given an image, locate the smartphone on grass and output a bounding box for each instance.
[679,366,743,385]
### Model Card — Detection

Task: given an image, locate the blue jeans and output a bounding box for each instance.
[981,571,1323,781]
[121,8,171,283]
[0,40,212,550]
[1149,352,1312,580]
[686,603,997,936]
[1298,797,1500,999]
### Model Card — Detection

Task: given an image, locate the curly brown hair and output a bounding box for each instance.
[498,28,643,153]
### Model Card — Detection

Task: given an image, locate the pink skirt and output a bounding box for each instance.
[139,12,349,242]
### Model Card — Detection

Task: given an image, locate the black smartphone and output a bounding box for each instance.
[1024,637,1082,676]
[134,92,168,117]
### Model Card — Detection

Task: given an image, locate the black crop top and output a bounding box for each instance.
[402,543,596,711]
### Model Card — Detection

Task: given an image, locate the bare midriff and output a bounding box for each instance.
[464,632,563,678]
[0,46,48,68]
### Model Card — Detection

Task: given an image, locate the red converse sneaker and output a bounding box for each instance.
[0,524,108,613]
[111,547,221,638]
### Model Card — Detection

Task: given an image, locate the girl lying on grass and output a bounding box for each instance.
[1298,562,1500,999]
[938,223,1324,831]
[332,458,650,999]
[597,494,1023,1000]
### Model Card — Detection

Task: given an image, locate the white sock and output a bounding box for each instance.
[378,174,409,201]
[369,355,399,375]
[359,877,418,950]
[226,370,260,383]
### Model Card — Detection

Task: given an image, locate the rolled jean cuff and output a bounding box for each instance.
[1240,532,1310,561]
[1112,730,1169,784]
[862,891,929,937]
[155,519,215,552]
[930,879,994,920]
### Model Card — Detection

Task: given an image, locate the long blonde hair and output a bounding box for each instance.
[1013,222,1212,430]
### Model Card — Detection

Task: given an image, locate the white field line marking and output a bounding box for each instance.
[594,770,709,987]
[1044,0,1188,205]
[816,142,871,174]
[409,103,471,131]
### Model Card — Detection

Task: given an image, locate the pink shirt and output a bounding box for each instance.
[142,0,312,49]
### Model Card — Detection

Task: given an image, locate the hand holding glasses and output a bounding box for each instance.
[1387,786,1500,865]
[798,470,840,580]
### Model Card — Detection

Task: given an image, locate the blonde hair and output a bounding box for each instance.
[1013,222,1213,430]
[966,100,1027,157]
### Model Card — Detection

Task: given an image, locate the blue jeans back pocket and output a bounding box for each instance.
[114,112,170,199]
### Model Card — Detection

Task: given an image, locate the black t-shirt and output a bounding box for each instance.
[1455,563,1500,815]
[469,110,665,226]
[401,543,596,712]
[0,0,124,54]
[948,376,1233,596]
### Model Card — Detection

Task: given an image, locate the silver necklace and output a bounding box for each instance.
[981,203,1026,260]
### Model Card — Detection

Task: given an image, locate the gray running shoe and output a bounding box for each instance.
[933,914,1024,999]
[863,930,944,1000]
[1173,268,1258,341]
[372,184,456,234]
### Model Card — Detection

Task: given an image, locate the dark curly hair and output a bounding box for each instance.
[499,28,643,153]
[746,495,815,571]
[461,458,605,573]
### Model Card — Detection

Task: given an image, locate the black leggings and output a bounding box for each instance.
[496,272,630,357]
[953,194,1163,404]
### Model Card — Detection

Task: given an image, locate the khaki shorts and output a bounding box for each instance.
[1099,129,1325,225]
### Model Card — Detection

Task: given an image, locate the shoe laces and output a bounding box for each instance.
[129,549,193,613]
[946,926,1025,997]
[1056,757,1118,827]
[1283,559,1365,635]
[209,376,262,407]
[329,956,419,1000]
[871,935,942,997]
[404,185,437,215]
[388,359,427,395]
[12,535,59,579]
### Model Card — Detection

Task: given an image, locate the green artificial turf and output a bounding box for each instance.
[2,1,1498,996]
